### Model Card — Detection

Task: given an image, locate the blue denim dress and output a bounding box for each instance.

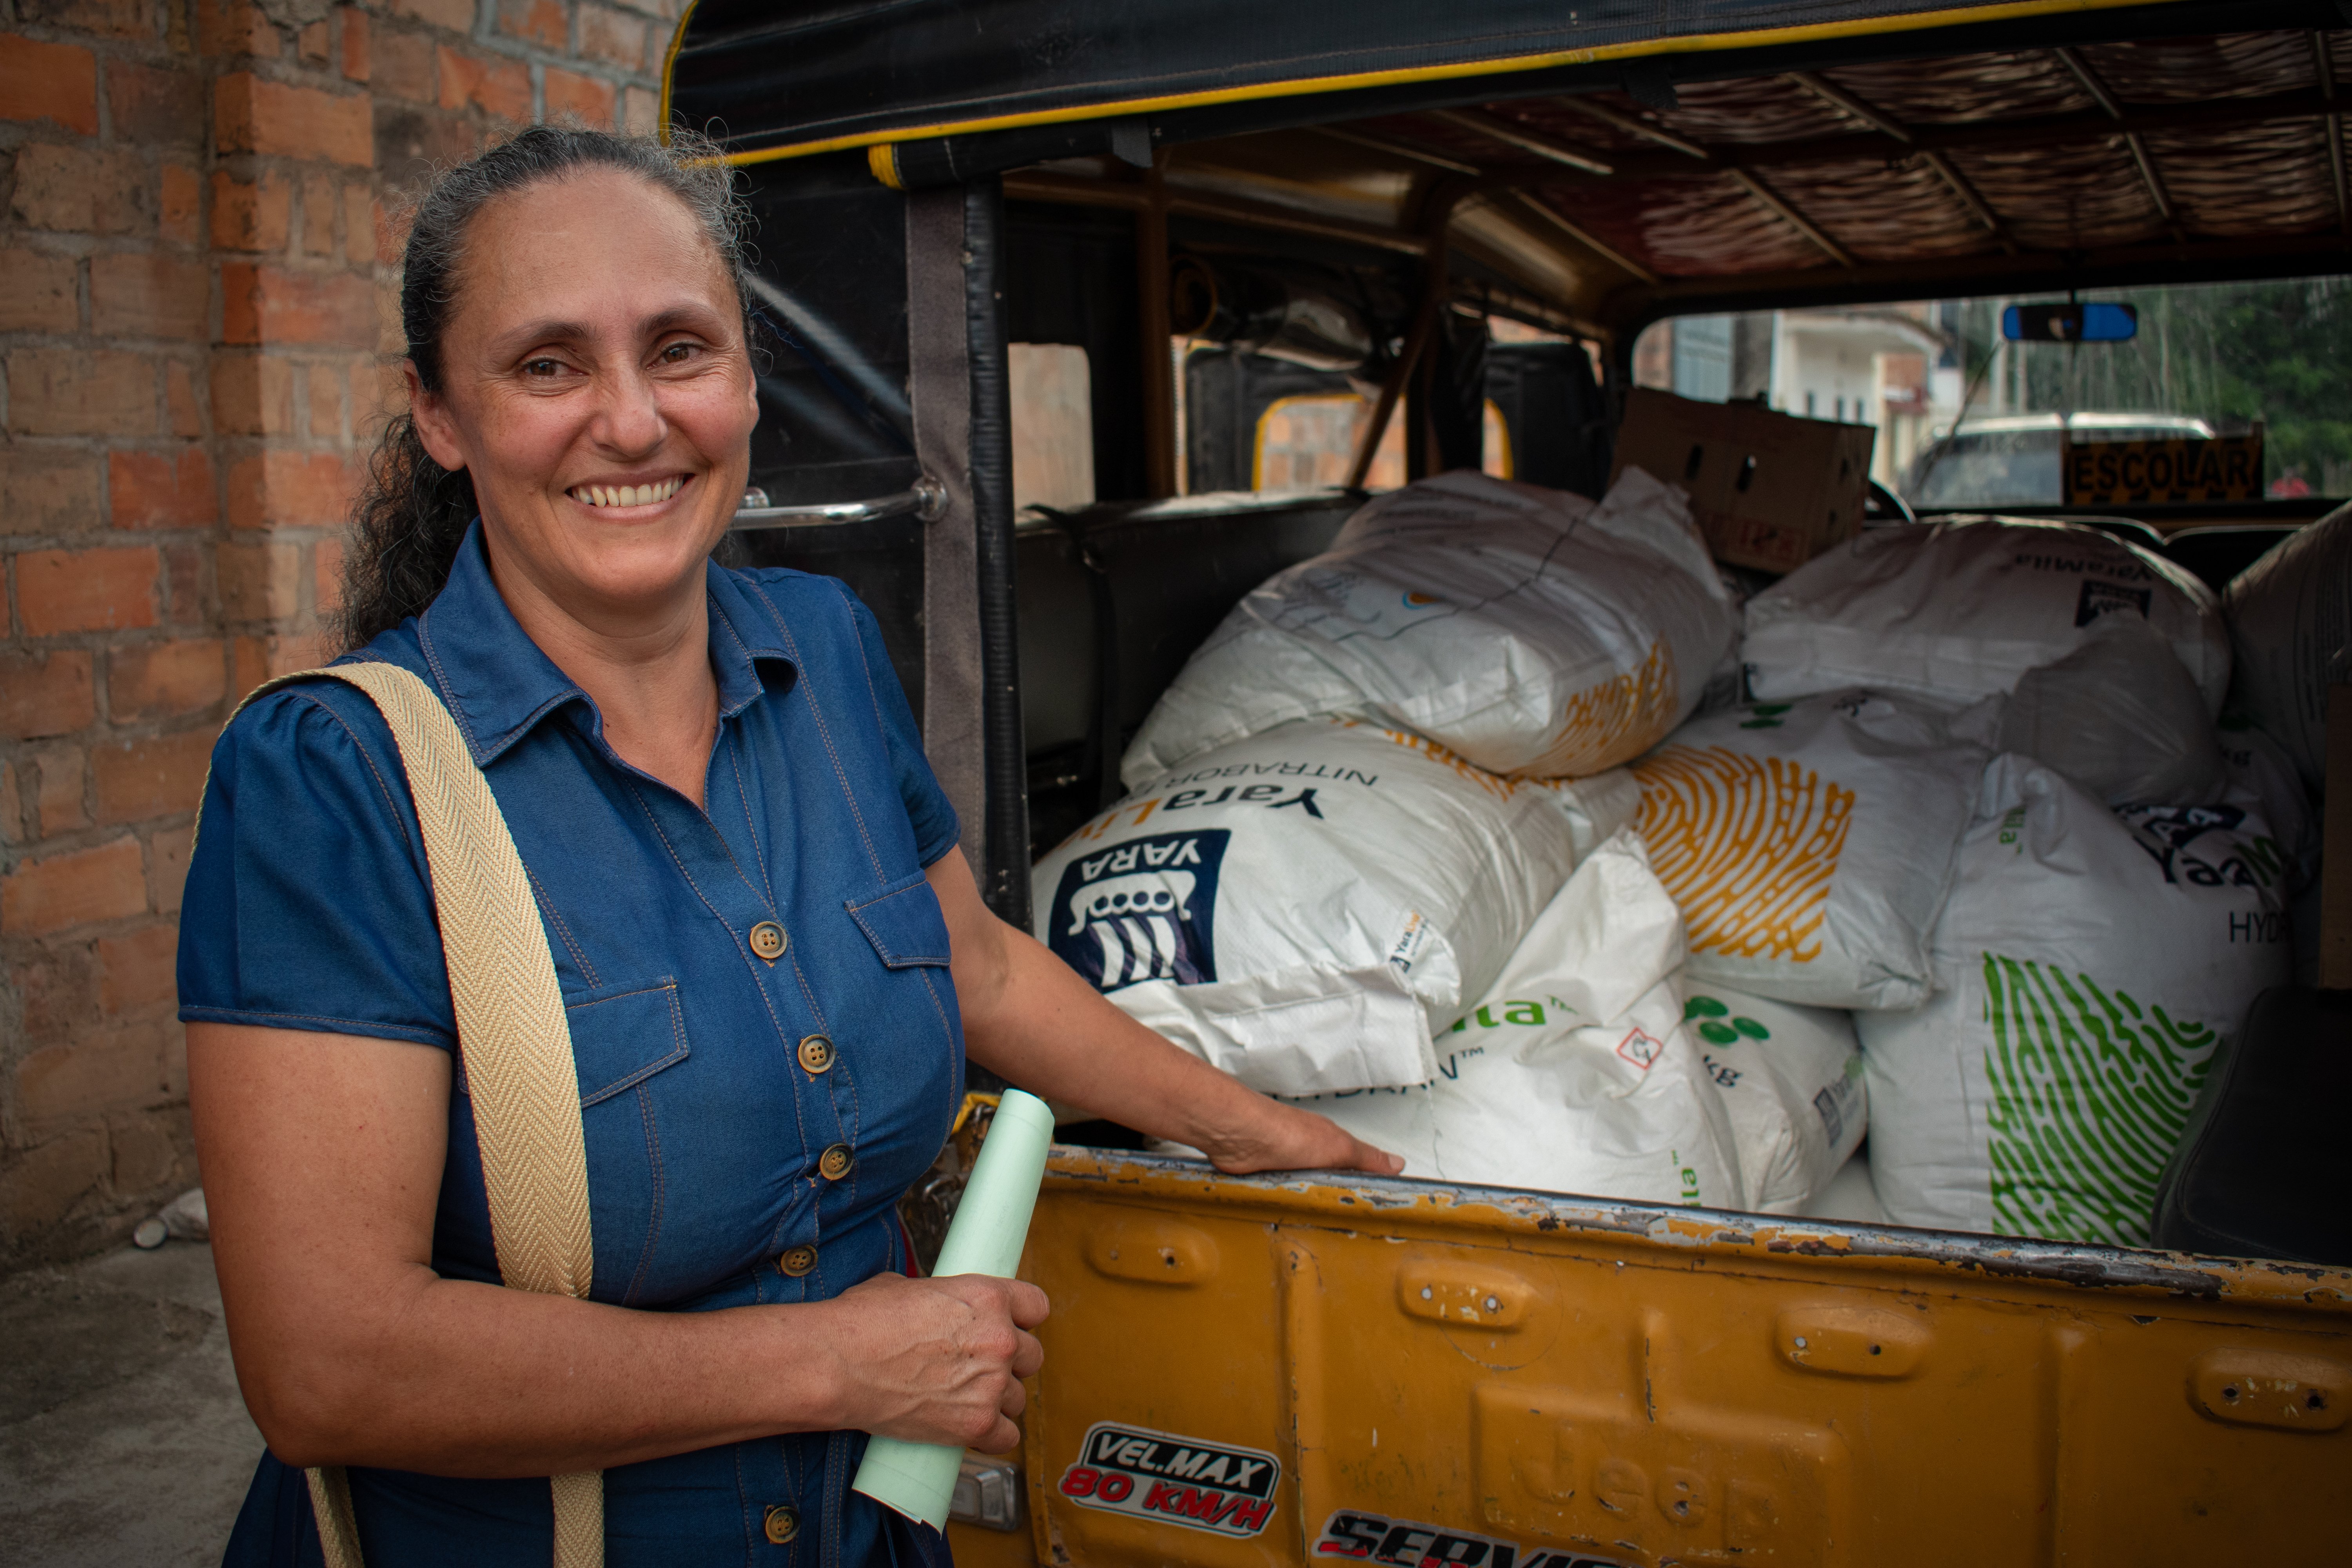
[180,523,965,1566]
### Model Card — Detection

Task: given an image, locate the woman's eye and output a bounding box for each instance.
[660,342,697,363]
[523,358,565,377]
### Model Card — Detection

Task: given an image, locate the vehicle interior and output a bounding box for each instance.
[670,3,2348,1229]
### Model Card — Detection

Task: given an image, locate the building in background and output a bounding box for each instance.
[0,0,670,1271]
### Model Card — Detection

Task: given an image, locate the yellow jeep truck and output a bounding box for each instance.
[661,2,2352,1561]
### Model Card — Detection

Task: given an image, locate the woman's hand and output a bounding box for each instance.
[1191,1096,1406,1177]
[817,1272,1049,1454]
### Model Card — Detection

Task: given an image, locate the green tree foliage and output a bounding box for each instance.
[1956,278,2352,491]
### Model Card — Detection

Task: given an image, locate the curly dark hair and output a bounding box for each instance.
[335,125,753,651]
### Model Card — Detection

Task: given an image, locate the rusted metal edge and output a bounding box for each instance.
[1042,1147,2352,1309]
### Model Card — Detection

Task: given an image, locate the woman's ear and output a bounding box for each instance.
[405,361,468,474]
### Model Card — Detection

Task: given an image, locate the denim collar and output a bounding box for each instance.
[411,521,796,768]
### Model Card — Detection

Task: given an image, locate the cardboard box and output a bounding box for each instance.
[1609,387,1876,575]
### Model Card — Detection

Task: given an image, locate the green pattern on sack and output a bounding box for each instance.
[1981,954,2220,1247]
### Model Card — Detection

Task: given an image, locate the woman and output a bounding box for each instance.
[181,126,1398,1564]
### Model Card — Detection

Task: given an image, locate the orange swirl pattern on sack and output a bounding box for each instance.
[1632,744,1853,963]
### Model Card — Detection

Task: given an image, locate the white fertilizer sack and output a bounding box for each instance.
[1682,983,1866,1214]
[1630,691,1989,1010]
[1288,831,1742,1208]
[1034,719,1621,1096]
[1744,517,2229,715]
[1120,467,1736,786]
[1858,755,2290,1245]
[2223,502,2352,791]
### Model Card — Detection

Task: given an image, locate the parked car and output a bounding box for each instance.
[1904,412,2218,509]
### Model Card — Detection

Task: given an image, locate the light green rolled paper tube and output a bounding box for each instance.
[851,1088,1058,1532]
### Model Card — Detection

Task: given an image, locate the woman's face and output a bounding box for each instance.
[409,167,759,623]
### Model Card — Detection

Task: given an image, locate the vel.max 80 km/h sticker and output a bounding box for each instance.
[1058,1422,1281,1537]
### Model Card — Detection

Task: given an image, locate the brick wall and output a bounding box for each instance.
[1,0,668,1270]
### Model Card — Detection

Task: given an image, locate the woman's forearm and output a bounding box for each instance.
[192,1022,1042,1474]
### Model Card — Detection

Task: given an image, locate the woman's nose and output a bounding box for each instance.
[593,365,668,454]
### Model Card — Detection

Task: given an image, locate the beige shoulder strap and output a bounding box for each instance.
[215,664,603,1568]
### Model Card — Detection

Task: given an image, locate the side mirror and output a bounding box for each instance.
[2002,301,2138,343]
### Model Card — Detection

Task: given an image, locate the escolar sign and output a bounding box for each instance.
[1058,1422,1281,1537]
[2062,434,2263,505]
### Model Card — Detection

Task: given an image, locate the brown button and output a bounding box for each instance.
[749,921,787,961]
[797,1034,835,1074]
[818,1143,854,1181]
[777,1244,817,1277]
[762,1504,800,1544]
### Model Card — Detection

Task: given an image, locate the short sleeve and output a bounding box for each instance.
[843,590,962,867]
[178,683,459,1048]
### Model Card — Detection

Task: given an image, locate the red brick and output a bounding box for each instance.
[105,58,205,146]
[15,1020,178,1135]
[340,6,370,80]
[0,1131,109,1242]
[371,24,434,103]
[34,743,89,833]
[165,360,203,437]
[218,538,301,621]
[392,0,476,33]
[109,1108,190,1195]
[92,726,214,824]
[193,0,279,58]
[0,34,100,136]
[7,348,155,438]
[0,762,21,845]
[314,534,346,610]
[149,822,192,912]
[301,171,338,257]
[161,542,208,628]
[24,0,162,40]
[345,182,375,266]
[307,360,345,439]
[211,352,296,434]
[299,18,331,62]
[216,73,372,167]
[160,163,201,247]
[437,45,529,123]
[91,253,211,341]
[9,144,150,235]
[109,448,217,530]
[1,835,145,936]
[226,449,357,528]
[98,922,180,1015]
[232,630,327,696]
[220,263,377,347]
[0,448,102,535]
[213,171,289,253]
[108,637,225,722]
[14,946,98,1042]
[16,545,161,635]
[497,0,566,49]
[0,651,96,739]
[0,249,79,334]
[622,84,659,137]
[544,67,613,129]
[577,4,645,70]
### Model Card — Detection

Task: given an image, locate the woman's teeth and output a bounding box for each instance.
[572,476,685,507]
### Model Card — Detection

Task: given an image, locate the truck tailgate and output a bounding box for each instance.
[980,1149,2352,1566]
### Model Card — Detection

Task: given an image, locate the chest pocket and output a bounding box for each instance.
[565,976,691,1104]
[847,871,953,969]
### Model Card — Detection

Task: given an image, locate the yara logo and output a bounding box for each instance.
[1047,831,1229,993]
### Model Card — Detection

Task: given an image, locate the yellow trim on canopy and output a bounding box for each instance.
[663,0,2184,168]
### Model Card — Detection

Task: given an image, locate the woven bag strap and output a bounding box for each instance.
[207,664,603,1568]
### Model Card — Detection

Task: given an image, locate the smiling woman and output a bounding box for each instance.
[177,127,1398,1568]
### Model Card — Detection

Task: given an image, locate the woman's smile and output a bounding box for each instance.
[566,472,693,511]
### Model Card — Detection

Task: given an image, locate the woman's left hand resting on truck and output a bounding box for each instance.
[183,123,1394,1567]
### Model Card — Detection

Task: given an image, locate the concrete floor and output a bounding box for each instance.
[1,1242,263,1568]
